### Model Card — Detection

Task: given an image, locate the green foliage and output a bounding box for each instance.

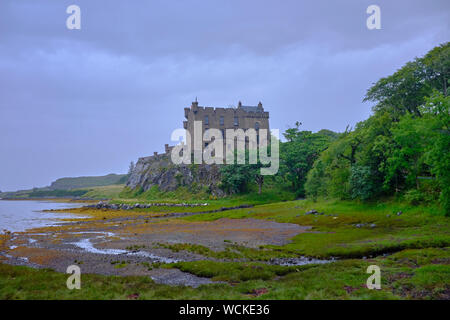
[305,43,450,214]
[364,42,449,117]
[119,186,144,198]
[280,123,332,197]
[349,165,379,200]
[421,93,450,215]
[316,129,341,140]
[403,189,436,206]
[220,150,269,195]
[220,163,252,194]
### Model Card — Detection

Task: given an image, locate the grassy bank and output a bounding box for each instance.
[80,184,126,199]
[117,178,296,205]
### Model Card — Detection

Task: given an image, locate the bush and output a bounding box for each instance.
[349,165,379,201]
[403,189,427,205]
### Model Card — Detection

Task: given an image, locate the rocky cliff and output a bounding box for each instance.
[126,153,224,196]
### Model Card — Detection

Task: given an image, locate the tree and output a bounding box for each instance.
[219,154,267,194]
[421,92,450,215]
[422,43,450,97]
[305,44,449,212]
[128,161,135,175]
[364,42,449,118]
[280,125,331,196]
[248,161,265,194]
[219,163,251,194]
[349,165,379,200]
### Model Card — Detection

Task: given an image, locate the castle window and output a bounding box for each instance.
[234,116,239,126]
[220,116,224,126]
[204,115,209,125]
[255,122,260,131]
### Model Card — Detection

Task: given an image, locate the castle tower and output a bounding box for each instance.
[183,100,270,158]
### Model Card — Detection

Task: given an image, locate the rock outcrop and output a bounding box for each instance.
[126,153,224,196]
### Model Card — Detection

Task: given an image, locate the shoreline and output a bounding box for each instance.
[0,201,319,287]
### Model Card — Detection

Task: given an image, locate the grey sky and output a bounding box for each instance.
[0,0,449,191]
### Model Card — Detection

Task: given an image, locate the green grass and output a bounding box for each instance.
[1,247,448,299]
[81,184,126,199]
[164,261,301,282]
[117,178,296,205]
[105,196,450,260]
[50,174,127,190]
[181,198,450,259]
[155,242,296,261]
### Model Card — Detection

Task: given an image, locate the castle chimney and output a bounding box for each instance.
[258,101,263,109]
[192,97,199,108]
[165,144,169,153]
[238,101,242,108]
[154,152,158,156]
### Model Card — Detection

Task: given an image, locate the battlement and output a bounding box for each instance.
[185,100,269,119]
[145,100,270,160]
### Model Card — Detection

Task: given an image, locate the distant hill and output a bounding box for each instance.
[49,174,128,190]
[0,173,127,199]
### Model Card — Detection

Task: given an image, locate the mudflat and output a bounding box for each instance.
[0,204,312,286]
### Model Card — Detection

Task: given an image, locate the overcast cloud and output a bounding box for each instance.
[0,0,449,191]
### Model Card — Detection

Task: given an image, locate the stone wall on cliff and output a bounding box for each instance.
[126,153,224,196]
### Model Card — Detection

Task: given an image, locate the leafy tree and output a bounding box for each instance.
[280,123,332,196]
[349,165,379,200]
[316,129,341,140]
[219,163,251,194]
[421,92,450,215]
[304,158,326,200]
[422,43,450,97]
[306,44,449,214]
[364,42,449,118]
[385,114,429,190]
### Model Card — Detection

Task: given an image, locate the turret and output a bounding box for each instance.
[191,97,199,109]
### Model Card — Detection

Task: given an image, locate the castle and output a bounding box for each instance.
[156,100,270,157]
[127,101,271,193]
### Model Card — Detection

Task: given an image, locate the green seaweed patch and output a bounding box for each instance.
[155,242,296,261]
